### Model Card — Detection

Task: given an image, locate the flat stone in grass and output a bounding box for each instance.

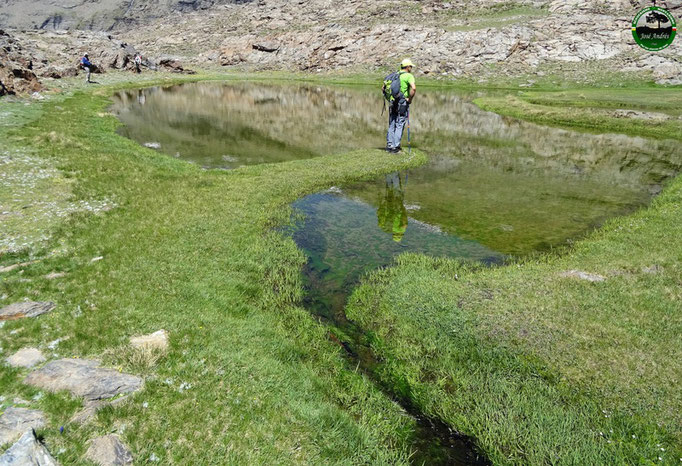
[0,302,55,321]
[0,408,46,445]
[70,396,130,425]
[129,330,168,351]
[85,435,133,466]
[559,270,605,282]
[0,429,59,466]
[0,261,37,274]
[6,348,45,369]
[24,359,142,401]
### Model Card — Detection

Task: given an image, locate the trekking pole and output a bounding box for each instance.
[407,108,411,154]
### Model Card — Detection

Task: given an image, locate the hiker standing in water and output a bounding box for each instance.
[80,53,93,83]
[383,59,416,153]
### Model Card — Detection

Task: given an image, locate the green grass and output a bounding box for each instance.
[0,76,432,463]
[346,91,682,463]
[474,89,682,140]
[2,72,681,464]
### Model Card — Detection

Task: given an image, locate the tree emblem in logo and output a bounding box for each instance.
[632,6,677,51]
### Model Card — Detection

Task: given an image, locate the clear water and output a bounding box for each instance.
[112,79,682,343]
[113,81,681,464]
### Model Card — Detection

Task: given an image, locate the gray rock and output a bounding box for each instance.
[129,330,168,351]
[85,435,133,466]
[559,270,606,282]
[24,359,142,401]
[0,302,55,321]
[0,429,59,466]
[0,408,46,445]
[252,41,279,52]
[70,396,129,425]
[6,348,46,369]
[0,262,36,274]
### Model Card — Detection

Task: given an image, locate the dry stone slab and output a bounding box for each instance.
[0,408,46,445]
[0,429,59,466]
[0,302,55,321]
[70,396,129,425]
[6,348,45,369]
[0,262,36,274]
[129,330,168,351]
[559,270,606,282]
[24,359,142,401]
[85,435,133,466]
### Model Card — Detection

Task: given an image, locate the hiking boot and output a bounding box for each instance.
[391,147,402,154]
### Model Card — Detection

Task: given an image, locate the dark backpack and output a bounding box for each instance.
[383,71,404,103]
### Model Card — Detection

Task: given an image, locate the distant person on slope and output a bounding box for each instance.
[134,54,142,74]
[80,53,93,83]
[382,59,416,153]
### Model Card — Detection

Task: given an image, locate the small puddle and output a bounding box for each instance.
[112,81,682,464]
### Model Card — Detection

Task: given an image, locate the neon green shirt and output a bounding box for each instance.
[399,71,415,99]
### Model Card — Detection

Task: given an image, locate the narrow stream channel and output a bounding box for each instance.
[112,81,682,464]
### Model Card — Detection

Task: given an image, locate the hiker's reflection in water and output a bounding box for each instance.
[377,172,408,242]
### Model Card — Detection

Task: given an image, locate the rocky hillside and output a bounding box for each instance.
[1,0,681,93]
[0,29,42,95]
[123,0,682,82]
[0,28,195,94]
[0,0,251,31]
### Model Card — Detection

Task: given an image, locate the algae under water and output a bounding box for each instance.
[113,81,682,464]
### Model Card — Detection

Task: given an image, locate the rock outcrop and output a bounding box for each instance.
[0,302,55,321]
[0,408,47,445]
[24,358,142,401]
[0,429,59,466]
[85,435,133,466]
[0,30,42,96]
[6,348,46,369]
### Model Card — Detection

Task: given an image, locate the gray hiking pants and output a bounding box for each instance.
[84,66,91,82]
[386,100,409,150]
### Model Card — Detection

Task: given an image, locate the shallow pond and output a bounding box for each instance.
[113,81,681,464]
[113,81,681,314]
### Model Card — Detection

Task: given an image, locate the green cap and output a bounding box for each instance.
[400,59,415,69]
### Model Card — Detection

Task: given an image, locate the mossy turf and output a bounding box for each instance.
[0,76,429,463]
[347,90,682,464]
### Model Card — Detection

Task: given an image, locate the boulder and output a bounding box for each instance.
[0,30,43,96]
[157,59,195,74]
[0,429,59,466]
[129,330,169,351]
[0,302,55,321]
[252,41,279,53]
[0,408,46,445]
[85,435,133,466]
[24,359,142,401]
[6,348,46,369]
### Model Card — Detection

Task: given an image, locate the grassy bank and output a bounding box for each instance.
[0,76,431,463]
[474,88,682,141]
[347,90,682,464]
